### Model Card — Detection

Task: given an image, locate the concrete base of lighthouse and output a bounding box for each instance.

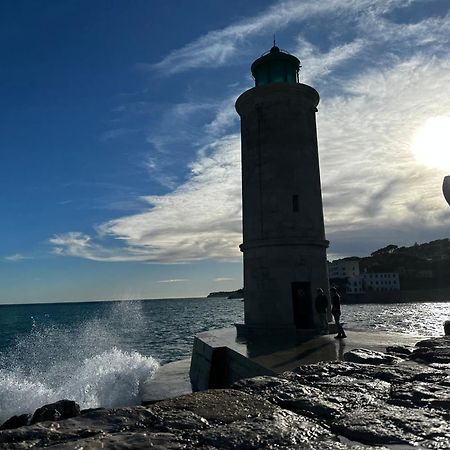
[241,238,330,332]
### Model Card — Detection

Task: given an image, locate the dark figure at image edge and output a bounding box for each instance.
[331,287,346,338]
[315,288,328,333]
[444,320,450,336]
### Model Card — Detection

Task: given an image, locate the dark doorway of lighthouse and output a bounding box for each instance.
[291,282,313,329]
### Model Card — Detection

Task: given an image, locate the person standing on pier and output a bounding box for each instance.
[330,287,346,338]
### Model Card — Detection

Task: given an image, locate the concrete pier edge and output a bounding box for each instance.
[142,327,424,403]
[188,326,424,392]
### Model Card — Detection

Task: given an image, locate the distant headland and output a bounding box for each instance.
[331,238,450,302]
[335,238,450,290]
[207,289,244,299]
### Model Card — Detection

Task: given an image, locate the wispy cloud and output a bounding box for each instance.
[157,279,188,283]
[214,277,235,282]
[151,0,410,75]
[296,38,367,85]
[99,127,141,142]
[144,156,179,190]
[4,253,31,262]
[98,135,243,262]
[50,134,242,263]
[138,100,222,190]
[50,232,152,262]
[145,101,217,153]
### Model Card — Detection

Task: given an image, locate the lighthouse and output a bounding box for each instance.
[235,45,329,333]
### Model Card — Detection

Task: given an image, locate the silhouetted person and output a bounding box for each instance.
[315,288,328,333]
[331,287,346,338]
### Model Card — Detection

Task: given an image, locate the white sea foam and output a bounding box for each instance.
[0,301,159,422]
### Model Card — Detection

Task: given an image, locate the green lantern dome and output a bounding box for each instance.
[251,45,301,87]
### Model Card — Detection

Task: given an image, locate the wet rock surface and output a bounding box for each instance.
[30,399,81,425]
[0,414,31,431]
[1,336,450,449]
[385,344,413,357]
[343,348,403,365]
[410,336,450,364]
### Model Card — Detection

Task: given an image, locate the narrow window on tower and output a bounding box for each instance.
[292,194,299,212]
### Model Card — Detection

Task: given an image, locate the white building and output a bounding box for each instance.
[328,259,360,279]
[329,260,400,293]
[359,272,400,292]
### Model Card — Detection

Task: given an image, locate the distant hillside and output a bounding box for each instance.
[207,289,244,299]
[337,238,450,290]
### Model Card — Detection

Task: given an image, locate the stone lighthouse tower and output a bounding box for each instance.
[235,45,329,332]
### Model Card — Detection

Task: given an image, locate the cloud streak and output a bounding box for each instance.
[50,232,152,262]
[4,253,31,262]
[157,279,188,283]
[151,0,413,75]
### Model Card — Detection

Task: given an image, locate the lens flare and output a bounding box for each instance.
[411,116,450,170]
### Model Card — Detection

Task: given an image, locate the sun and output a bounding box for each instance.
[411,116,450,170]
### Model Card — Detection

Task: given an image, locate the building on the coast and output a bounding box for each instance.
[328,259,400,293]
[235,45,329,332]
[359,272,400,292]
[328,259,360,279]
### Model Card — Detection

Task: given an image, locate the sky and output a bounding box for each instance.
[1,0,449,304]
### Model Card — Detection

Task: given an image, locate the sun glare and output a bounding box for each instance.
[411,116,450,170]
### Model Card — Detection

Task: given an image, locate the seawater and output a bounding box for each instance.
[0,297,449,422]
[0,297,243,421]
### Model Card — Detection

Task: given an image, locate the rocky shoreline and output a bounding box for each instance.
[1,336,449,449]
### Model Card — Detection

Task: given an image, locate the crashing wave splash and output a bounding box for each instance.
[0,301,159,422]
[0,348,158,421]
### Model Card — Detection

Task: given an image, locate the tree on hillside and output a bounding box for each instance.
[370,244,398,257]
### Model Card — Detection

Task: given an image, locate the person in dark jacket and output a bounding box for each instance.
[330,287,346,338]
[315,288,328,333]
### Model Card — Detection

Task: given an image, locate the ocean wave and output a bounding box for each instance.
[0,347,158,422]
[0,301,159,422]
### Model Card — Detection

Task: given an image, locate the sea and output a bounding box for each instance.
[0,297,449,422]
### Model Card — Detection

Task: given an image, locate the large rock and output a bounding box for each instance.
[235,372,390,421]
[0,391,344,449]
[154,389,342,449]
[410,336,450,364]
[31,399,81,424]
[385,345,413,357]
[343,348,402,365]
[232,376,344,420]
[390,380,450,410]
[0,414,31,430]
[332,403,449,446]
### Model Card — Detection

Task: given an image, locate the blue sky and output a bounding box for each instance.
[1,0,449,303]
